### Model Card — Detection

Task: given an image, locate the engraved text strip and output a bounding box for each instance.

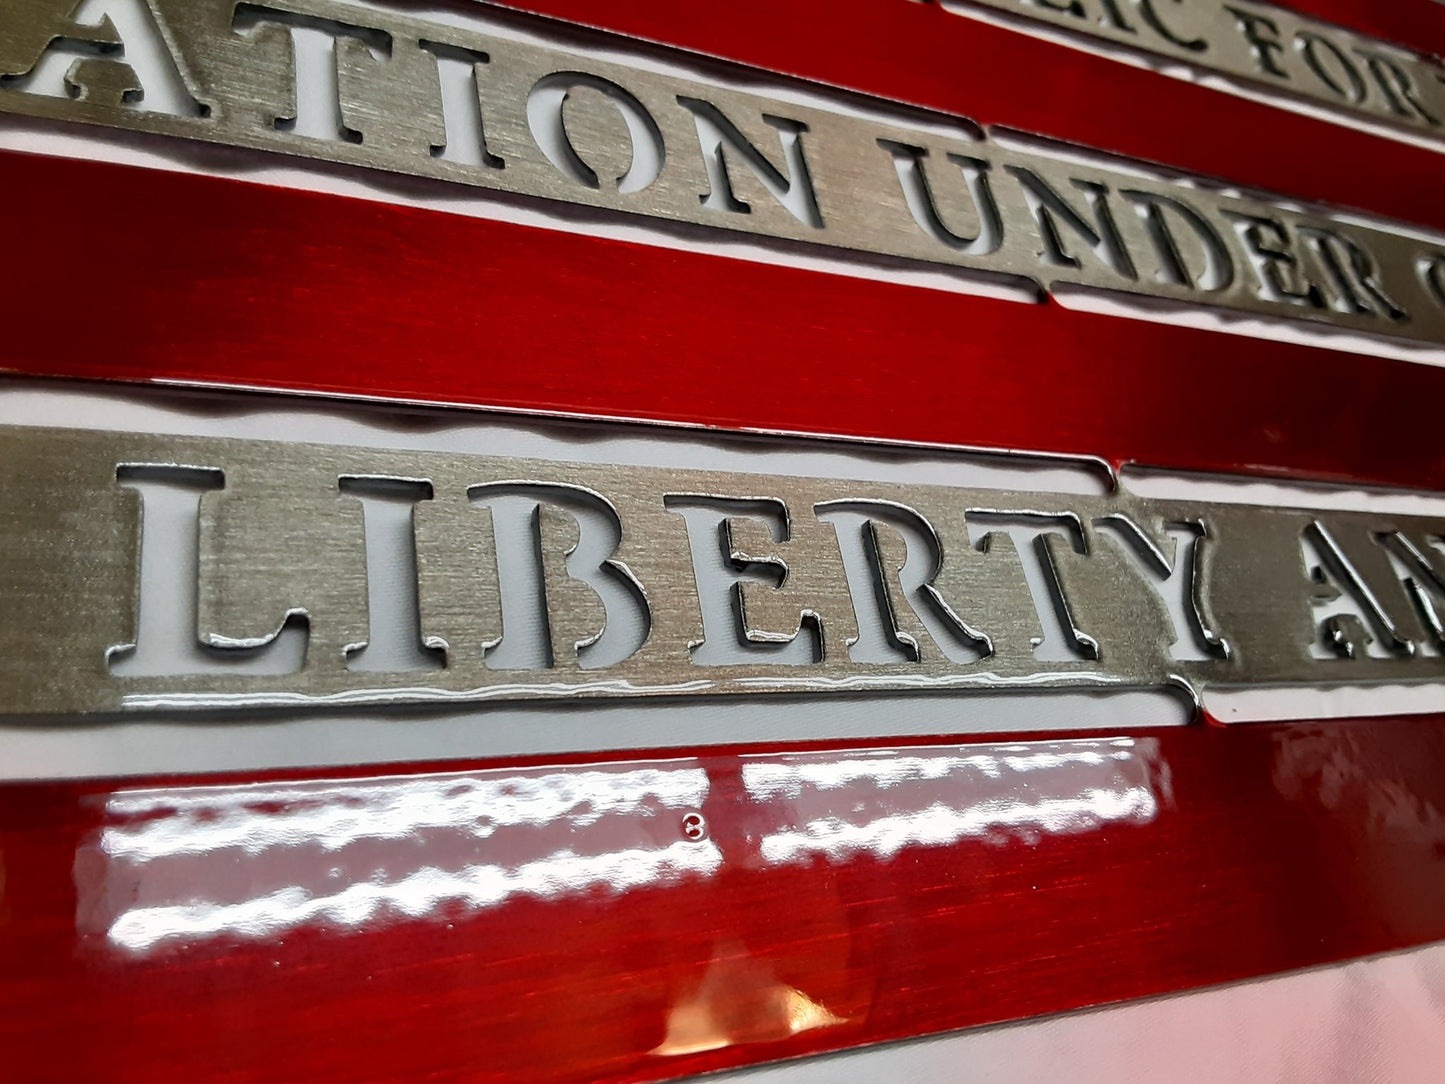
[6,426,1445,716]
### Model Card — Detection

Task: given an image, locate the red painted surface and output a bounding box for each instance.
[4,151,1445,492]
[483,0,1445,230]
[1287,0,1445,55]
[1,718,1443,1083]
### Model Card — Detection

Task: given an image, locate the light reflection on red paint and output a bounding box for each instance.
[0,719,1435,1083]
[79,738,1162,962]
[743,739,1162,863]
[82,764,720,953]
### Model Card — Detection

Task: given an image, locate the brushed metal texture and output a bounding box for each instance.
[937,0,1445,149]
[5,424,1445,716]
[2,0,1445,346]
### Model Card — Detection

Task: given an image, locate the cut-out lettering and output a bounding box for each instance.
[109,465,308,677]
[817,500,991,664]
[1297,32,1367,105]
[1122,189,1232,292]
[528,71,664,193]
[0,0,1440,348]
[470,483,650,671]
[1353,48,1440,126]
[1095,516,1228,662]
[1301,521,1413,660]
[1376,532,1445,655]
[1298,227,1408,321]
[877,140,1004,257]
[1420,253,1445,309]
[422,40,503,168]
[13,424,1445,718]
[1,0,203,115]
[1137,0,1205,52]
[233,3,392,143]
[667,495,823,666]
[1226,6,1288,78]
[676,97,823,229]
[1223,212,1324,309]
[340,476,445,673]
[1005,167,1136,280]
[967,512,1100,662]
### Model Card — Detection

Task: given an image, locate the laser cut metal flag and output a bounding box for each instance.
[5,2,1445,1083]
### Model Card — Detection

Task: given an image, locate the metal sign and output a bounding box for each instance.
[3,0,1445,346]
[5,424,1445,716]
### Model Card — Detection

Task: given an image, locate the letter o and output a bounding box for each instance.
[526,72,665,195]
[1296,31,1367,103]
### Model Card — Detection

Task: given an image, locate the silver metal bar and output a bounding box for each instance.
[937,0,1445,151]
[4,424,1445,716]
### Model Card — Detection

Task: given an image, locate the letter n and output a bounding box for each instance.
[676,97,824,228]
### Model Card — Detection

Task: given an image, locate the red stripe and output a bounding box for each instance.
[1285,0,1445,53]
[4,151,1444,491]
[481,0,1445,231]
[1,715,1442,1083]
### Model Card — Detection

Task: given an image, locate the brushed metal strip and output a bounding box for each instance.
[3,0,1445,346]
[7,424,1445,716]
[936,0,1445,152]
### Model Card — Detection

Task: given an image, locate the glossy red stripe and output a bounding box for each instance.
[3,151,1444,491]
[1286,0,1445,54]
[1,715,1442,1083]
[485,0,1445,230]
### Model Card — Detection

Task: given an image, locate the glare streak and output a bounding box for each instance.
[102,767,710,863]
[742,739,1138,799]
[759,787,1158,863]
[107,840,723,952]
